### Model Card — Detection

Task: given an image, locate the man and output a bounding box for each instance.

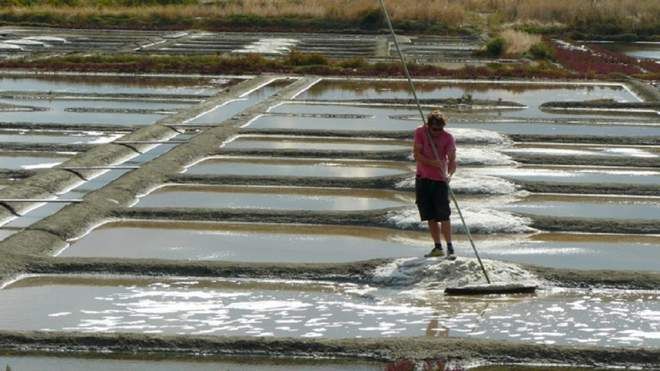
[413,110,457,259]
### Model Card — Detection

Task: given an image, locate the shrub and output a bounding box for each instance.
[485,37,505,57]
[500,29,541,56]
[285,51,328,66]
[528,42,555,60]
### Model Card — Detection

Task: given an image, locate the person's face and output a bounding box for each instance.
[428,123,444,136]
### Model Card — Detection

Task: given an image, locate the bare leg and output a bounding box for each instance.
[427,220,440,243]
[440,219,452,245]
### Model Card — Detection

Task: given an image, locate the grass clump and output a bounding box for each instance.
[527,41,555,60]
[485,37,505,57]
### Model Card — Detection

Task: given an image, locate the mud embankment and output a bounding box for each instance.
[0,329,657,369]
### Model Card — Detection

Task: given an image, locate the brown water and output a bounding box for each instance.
[134,185,411,210]
[184,157,412,177]
[61,221,427,261]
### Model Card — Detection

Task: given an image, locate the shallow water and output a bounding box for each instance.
[225,135,410,152]
[468,233,660,271]
[0,75,228,96]
[134,185,411,210]
[297,80,639,119]
[505,144,659,159]
[0,130,125,145]
[0,354,381,371]
[0,98,188,126]
[185,157,411,178]
[500,194,660,221]
[0,152,69,170]
[597,41,660,61]
[187,79,290,124]
[1,276,657,347]
[61,221,427,262]
[473,166,660,186]
[447,121,660,138]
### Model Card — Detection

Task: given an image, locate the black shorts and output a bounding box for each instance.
[415,178,451,222]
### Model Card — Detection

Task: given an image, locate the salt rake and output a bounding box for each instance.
[377,0,536,295]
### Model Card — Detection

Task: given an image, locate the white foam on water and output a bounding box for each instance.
[0,43,23,51]
[386,206,534,234]
[504,148,595,156]
[24,36,67,43]
[395,174,519,195]
[450,128,510,145]
[460,147,514,166]
[599,147,657,158]
[232,38,299,54]
[373,256,540,291]
[21,161,63,170]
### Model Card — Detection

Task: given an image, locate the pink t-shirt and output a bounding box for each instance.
[414,125,456,181]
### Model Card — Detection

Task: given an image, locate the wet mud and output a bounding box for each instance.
[0,330,657,369]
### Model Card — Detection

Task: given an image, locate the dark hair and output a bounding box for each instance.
[427,111,446,127]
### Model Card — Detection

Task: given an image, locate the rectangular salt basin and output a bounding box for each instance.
[0,275,435,338]
[0,75,229,96]
[473,166,660,186]
[224,135,410,152]
[0,354,381,371]
[188,79,290,124]
[0,152,69,170]
[500,194,660,221]
[446,121,660,138]
[134,185,411,210]
[597,41,660,61]
[184,157,412,178]
[0,98,190,126]
[504,144,660,159]
[1,276,658,347]
[0,129,125,145]
[473,233,660,271]
[297,80,639,119]
[60,221,428,262]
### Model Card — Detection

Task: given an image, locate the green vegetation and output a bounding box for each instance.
[485,37,505,58]
[528,42,554,60]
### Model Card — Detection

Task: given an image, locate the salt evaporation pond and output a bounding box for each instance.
[0,75,230,96]
[473,166,660,186]
[500,194,660,221]
[445,121,660,138]
[466,233,660,271]
[0,152,69,170]
[134,185,411,210]
[0,98,190,126]
[184,157,411,177]
[0,354,382,371]
[504,144,659,159]
[0,129,125,145]
[262,103,660,138]
[297,80,640,119]
[1,276,658,347]
[61,221,427,262]
[187,79,290,125]
[597,41,660,61]
[225,135,410,152]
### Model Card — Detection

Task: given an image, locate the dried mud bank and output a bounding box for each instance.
[508,134,660,146]
[17,255,660,291]
[0,331,657,369]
